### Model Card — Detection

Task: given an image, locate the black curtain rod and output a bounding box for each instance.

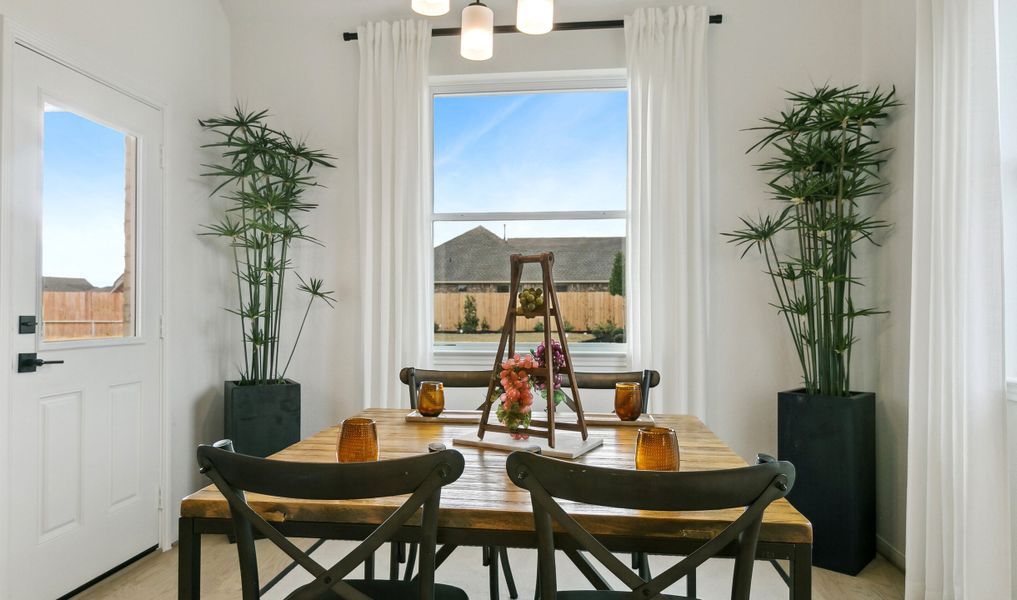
[342,15,722,41]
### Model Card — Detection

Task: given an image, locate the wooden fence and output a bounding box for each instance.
[43,291,125,340]
[434,291,624,332]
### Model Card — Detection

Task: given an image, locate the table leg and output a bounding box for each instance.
[790,543,812,600]
[178,518,201,600]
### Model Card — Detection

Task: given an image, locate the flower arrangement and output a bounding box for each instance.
[492,340,570,438]
[533,340,568,405]
[494,354,537,438]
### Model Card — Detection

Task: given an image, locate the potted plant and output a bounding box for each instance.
[724,85,899,575]
[200,106,336,457]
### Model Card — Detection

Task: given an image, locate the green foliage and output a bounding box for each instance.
[533,321,544,333]
[480,317,490,331]
[199,106,337,385]
[563,320,576,333]
[609,252,625,296]
[591,320,624,343]
[723,85,900,397]
[459,295,480,333]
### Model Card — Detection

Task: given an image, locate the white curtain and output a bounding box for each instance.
[357,20,432,409]
[624,6,710,417]
[906,0,1012,596]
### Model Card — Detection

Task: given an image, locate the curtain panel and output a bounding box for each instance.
[624,6,710,417]
[357,20,432,409]
[906,0,1012,596]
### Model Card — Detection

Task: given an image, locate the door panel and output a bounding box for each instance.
[7,44,163,599]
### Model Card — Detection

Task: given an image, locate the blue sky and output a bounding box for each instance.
[433,90,627,245]
[43,108,129,288]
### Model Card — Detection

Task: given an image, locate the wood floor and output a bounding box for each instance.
[73,534,904,599]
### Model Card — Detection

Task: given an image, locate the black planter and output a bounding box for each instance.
[224,379,301,457]
[778,389,875,575]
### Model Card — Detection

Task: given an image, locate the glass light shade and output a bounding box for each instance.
[412,0,449,16]
[461,2,494,61]
[516,0,553,35]
[418,381,446,417]
[635,427,680,471]
[336,417,379,463]
[614,382,642,422]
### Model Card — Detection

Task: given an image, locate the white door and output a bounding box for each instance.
[6,44,163,599]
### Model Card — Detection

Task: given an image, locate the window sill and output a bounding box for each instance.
[432,343,630,370]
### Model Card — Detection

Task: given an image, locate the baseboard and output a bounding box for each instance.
[876,534,905,571]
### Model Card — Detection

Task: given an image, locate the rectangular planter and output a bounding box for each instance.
[224,379,301,457]
[778,389,875,575]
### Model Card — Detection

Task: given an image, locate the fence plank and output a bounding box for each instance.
[434,291,624,333]
[43,291,125,340]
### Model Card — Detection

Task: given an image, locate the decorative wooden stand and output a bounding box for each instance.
[476,253,589,448]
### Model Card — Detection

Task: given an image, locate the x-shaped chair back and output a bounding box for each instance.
[506,451,795,600]
[197,440,465,600]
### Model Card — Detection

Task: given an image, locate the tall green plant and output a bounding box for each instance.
[199,106,337,385]
[724,86,900,397]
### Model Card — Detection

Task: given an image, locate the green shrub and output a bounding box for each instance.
[458,295,480,333]
[591,320,624,343]
[534,321,544,333]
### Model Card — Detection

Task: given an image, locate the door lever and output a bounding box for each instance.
[17,353,64,373]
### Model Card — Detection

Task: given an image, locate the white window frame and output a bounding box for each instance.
[428,69,631,370]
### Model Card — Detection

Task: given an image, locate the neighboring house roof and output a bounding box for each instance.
[42,277,95,292]
[434,226,622,283]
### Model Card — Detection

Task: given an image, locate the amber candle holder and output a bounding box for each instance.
[635,427,680,471]
[418,381,445,417]
[336,418,379,463]
[614,382,642,421]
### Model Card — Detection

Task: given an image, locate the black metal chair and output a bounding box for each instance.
[197,440,469,600]
[506,450,795,600]
[399,367,520,599]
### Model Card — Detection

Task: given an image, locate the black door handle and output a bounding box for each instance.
[17,353,64,373]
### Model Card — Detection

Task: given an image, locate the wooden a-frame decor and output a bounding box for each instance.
[465,252,601,456]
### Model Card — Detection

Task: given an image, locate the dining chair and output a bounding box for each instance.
[560,370,660,413]
[399,367,520,600]
[197,439,469,600]
[506,450,795,600]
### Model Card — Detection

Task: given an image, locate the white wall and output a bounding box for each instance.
[0,0,233,550]
[223,0,918,560]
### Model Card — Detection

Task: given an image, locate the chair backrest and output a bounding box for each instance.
[506,451,794,600]
[399,367,493,408]
[197,440,465,600]
[400,367,660,411]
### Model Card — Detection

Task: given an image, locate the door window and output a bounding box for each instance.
[41,104,136,341]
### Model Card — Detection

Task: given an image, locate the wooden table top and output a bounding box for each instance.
[181,408,812,545]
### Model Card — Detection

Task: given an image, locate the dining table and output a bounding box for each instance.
[178,408,813,599]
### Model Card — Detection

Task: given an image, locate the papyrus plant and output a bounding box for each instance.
[724,86,899,397]
[200,106,337,385]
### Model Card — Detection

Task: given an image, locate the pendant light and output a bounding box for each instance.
[516,0,553,35]
[461,1,494,61]
[411,0,449,17]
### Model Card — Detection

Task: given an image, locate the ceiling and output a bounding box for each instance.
[219,0,678,28]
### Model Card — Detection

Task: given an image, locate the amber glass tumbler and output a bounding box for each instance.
[336,418,379,463]
[635,427,680,471]
[418,381,445,417]
[614,382,642,421]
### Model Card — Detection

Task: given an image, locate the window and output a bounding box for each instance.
[41,105,136,341]
[431,75,628,358]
